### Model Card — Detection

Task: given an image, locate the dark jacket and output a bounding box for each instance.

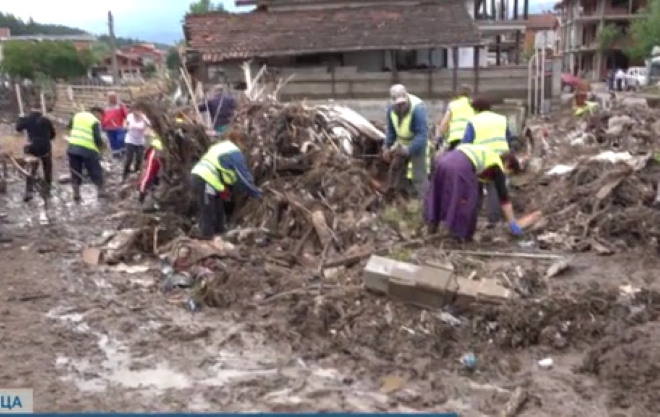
[66,116,104,160]
[15,111,56,157]
[198,94,236,128]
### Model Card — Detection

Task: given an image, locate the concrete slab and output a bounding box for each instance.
[363,255,512,309]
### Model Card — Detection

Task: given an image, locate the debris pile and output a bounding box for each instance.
[111,98,390,263]
[529,152,660,253]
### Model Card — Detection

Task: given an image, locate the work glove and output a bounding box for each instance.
[508,221,523,237]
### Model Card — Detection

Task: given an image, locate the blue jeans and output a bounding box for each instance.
[105,129,127,154]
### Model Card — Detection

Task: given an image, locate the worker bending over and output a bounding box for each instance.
[190,131,262,238]
[424,143,523,240]
[138,136,163,204]
[437,85,475,150]
[461,97,514,227]
[15,101,57,201]
[66,107,108,201]
[382,84,429,198]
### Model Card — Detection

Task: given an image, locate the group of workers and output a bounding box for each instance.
[6,82,523,243]
[383,84,524,241]
[7,86,256,241]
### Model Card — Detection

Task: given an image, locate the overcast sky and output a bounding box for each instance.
[1,0,241,42]
[1,0,552,44]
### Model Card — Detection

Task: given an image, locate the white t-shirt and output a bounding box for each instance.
[125,113,151,146]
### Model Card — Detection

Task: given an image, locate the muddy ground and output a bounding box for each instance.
[2,137,660,415]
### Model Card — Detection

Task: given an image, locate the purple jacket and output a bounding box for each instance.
[198,94,236,128]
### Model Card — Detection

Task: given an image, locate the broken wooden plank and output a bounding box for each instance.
[323,249,373,269]
[447,250,567,260]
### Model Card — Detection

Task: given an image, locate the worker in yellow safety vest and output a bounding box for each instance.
[138,135,163,204]
[459,97,514,227]
[381,84,429,198]
[66,106,107,202]
[190,130,262,238]
[425,143,523,239]
[437,85,475,150]
[574,101,598,117]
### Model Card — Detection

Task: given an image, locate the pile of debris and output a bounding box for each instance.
[527,152,660,253]
[109,97,392,263]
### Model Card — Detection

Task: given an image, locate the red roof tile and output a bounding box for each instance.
[184,1,481,62]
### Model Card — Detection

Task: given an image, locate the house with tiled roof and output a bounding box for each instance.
[184,0,537,100]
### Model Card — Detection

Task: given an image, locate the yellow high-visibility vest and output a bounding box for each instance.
[406,141,433,179]
[574,101,598,117]
[471,111,510,155]
[447,96,475,145]
[68,112,99,153]
[457,143,503,176]
[389,94,423,145]
[150,138,163,151]
[191,140,240,192]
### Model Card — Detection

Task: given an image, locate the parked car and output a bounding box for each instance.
[625,66,648,89]
[561,73,581,92]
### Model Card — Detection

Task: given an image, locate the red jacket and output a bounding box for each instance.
[102,105,127,130]
[139,148,161,193]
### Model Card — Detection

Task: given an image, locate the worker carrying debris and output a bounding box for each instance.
[190,130,262,238]
[382,84,429,198]
[424,143,523,240]
[436,84,475,150]
[66,106,108,201]
[15,101,56,202]
[461,97,513,227]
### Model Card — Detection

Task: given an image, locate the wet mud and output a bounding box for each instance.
[1,159,660,415]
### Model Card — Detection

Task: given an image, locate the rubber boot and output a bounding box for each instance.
[72,185,82,203]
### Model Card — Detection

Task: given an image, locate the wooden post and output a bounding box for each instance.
[514,0,520,64]
[108,11,119,85]
[427,49,433,98]
[391,50,400,84]
[330,61,336,99]
[474,46,480,94]
[452,47,459,93]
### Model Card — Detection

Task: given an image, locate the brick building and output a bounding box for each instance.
[119,43,165,68]
[555,0,645,80]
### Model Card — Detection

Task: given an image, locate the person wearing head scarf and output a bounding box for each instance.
[424,143,523,240]
[382,84,429,198]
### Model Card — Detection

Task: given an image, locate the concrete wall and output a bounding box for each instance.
[275,66,534,101]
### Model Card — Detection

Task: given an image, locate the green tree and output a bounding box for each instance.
[627,0,660,60]
[188,0,227,14]
[166,47,182,70]
[0,40,93,80]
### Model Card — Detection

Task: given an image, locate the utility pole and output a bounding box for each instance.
[108,11,119,85]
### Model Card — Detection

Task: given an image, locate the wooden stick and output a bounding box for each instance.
[498,387,528,417]
[446,249,567,260]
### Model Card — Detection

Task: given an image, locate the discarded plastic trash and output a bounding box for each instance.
[185,297,198,312]
[437,311,462,327]
[538,358,553,369]
[461,352,477,370]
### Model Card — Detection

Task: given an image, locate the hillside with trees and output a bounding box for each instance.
[0,11,173,80]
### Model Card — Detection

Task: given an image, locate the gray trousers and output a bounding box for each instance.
[400,150,429,198]
[479,182,503,224]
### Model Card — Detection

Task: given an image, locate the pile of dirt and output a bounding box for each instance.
[527,155,660,253]
[578,321,660,413]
